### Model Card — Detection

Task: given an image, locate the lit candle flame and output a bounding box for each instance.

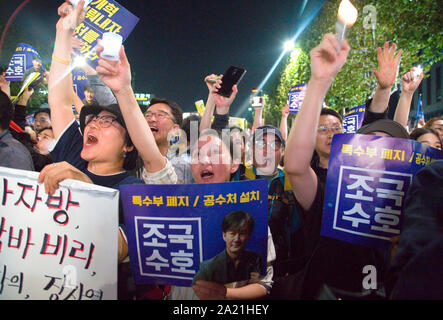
[338,0,358,26]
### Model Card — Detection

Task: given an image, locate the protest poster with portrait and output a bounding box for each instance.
[0,166,119,300]
[4,43,43,82]
[288,84,307,114]
[321,134,443,248]
[120,180,269,287]
[74,0,139,69]
[342,105,366,133]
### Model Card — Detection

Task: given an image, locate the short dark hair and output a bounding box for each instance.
[424,116,443,129]
[181,114,201,143]
[320,108,342,123]
[83,84,93,93]
[221,210,254,235]
[147,97,183,127]
[36,126,53,135]
[410,127,442,146]
[0,90,13,130]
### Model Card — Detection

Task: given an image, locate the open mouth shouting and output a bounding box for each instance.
[85,132,99,147]
[200,169,215,181]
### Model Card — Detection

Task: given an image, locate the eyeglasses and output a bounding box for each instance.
[145,110,174,122]
[85,114,119,128]
[255,140,281,150]
[317,125,343,135]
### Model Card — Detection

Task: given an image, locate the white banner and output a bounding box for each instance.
[0,166,119,300]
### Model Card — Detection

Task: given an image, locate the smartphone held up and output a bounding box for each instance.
[217,66,247,98]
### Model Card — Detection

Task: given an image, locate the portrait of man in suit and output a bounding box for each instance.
[192,210,262,285]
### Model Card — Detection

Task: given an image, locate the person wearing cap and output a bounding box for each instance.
[37,1,171,300]
[201,74,302,280]
[284,34,381,299]
[356,118,410,138]
[231,124,304,281]
[93,39,277,300]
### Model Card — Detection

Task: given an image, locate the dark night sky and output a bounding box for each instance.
[0,0,324,115]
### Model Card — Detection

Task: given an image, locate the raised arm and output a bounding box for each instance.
[280,104,290,141]
[284,33,350,210]
[199,75,219,132]
[368,42,402,114]
[393,68,424,127]
[48,2,85,139]
[95,44,166,173]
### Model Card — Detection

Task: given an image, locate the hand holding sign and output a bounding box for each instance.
[38,161,93,195]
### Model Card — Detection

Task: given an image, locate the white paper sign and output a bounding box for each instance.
[0,166,119,300]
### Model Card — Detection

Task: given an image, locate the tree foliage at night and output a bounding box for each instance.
[264,0,442,126]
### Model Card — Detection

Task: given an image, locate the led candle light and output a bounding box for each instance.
[336,0,358,51]
[69,0,92,10]
[414,65,423,79]
[100,32,123,61]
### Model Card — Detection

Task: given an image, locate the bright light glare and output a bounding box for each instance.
[73,56,86,67]
[284,40,295,52]
[338,0,358,26]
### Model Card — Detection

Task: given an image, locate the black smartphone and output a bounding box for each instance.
[217,66,246,98]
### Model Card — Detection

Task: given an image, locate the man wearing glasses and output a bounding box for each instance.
[232,125,304,281]
[129,98,184,180]
[143,98,183,157]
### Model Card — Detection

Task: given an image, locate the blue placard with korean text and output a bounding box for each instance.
[72,68,88,102]
[321,133,443,248]
[120,180,269,287]
[74,0,139,69]
[343,105,366,133]
[288,84,307,114]
[5,43,42,82]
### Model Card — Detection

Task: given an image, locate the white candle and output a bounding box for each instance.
[336,0,358,50]
[100,32,123,61]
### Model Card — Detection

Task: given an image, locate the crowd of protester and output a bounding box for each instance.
[0,1,441,300]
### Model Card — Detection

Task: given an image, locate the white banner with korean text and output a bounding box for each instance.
[0,166,119,300]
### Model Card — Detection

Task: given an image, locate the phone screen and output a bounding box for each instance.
[217,66,246,98]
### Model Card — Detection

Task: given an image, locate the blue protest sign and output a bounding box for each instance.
[342,105,366,133]
[321,133,443,248]
[72,68,89,102]
[5,43,43,82]
[288,84,307,114]
[120,180,269,287]
[74,0,139,68]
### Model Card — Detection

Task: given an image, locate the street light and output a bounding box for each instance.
[284,40,295,52]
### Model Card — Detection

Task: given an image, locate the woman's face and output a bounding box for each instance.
[417,132,442,150]
[430,120,443,140]
[80,110,129,165]
[315,114,343,158]
[190,135,238,184]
